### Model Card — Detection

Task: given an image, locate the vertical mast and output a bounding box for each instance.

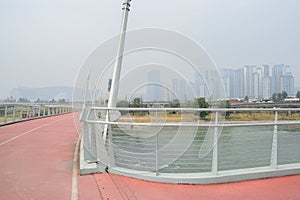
[108,0,131,108]
[103,0,132,140]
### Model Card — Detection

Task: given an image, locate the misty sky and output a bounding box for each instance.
[0,0,300,98]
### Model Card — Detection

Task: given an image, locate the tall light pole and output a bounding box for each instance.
[104,0,132,140]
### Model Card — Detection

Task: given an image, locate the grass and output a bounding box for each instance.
[118,112,199,123]
[118,111,300,123]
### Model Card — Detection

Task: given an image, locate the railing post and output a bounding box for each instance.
[20,108,23,120]
[271,107,278,169]
[155,110,159,176]
[26,107,29,118]
[12,106,16,121]
[212,111,219,176]
[31,107,34,118]
[108,110,115,168]
[4,106,8,124]
[90,109,97,162]
[38,106,41,117]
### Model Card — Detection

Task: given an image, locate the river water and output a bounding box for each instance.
[111,125,300,173]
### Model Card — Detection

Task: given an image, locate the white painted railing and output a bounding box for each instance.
[80,107,300,184]
[0,104,72,126]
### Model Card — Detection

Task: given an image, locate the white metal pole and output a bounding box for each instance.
[20,108,23,120]
[212,111,219,176]
[271,108,278,169]
[104,0,132,140]
[12,106,16,121]
[4,106,7,124]
[107,0,131,108]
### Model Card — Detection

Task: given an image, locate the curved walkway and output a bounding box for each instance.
[0,113,300,199]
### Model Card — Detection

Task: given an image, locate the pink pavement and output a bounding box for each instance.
[0,114,78,200]
[1,113,300,200]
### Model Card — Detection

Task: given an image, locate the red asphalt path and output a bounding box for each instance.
[1,114,300,199]
[0,114,78,200]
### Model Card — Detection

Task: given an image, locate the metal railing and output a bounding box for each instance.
[0,104,72,126]
[80,107,300,184]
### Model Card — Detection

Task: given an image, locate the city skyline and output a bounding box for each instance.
[138,64,297,103]
[3,63,299,102]
[221,64,295,100]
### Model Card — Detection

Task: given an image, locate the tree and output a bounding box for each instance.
[58,99,66,103]
[117,100,130,115]
[218,100,232,118]
[272,93,277,102]
[117,100,129,108]
[282,91,288,99]
[196,98,210,120]
[244,96,249,102]
[296,91,300,99]
[131,97,141,108]
[129,98,144,116]
[169,99,180,114]
[18,97,30,103]
[277,93,284,102]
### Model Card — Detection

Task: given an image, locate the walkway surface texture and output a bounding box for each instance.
[0,113,300,200]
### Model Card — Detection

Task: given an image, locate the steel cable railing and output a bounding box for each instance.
[81,107,300,183]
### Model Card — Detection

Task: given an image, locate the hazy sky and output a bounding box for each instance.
[1,0,300,98]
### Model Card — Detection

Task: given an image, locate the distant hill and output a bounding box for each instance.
[10,86,73,101]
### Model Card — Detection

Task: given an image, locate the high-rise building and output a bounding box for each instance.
[262,65,270,77]
[253,72,260,99]
[204,64,295,100]
[244,65,257,99]
[204,70,224,100]
[272,64,285,94]
[272,64,294,95]
[222,69,235,98]
[146,70,162,101]
[194,72,202,98]
[172,79,179,100]
[262,76,272,99]
[179,79,187,101]
[280,74,294,96]
[234,68,244,98]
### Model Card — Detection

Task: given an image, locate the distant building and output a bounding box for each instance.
[272,64,294,95]
[197,64,295,101]
[280,74,294,96]
[253,72,260,99]
[194,72,202,98]
[272,64,285,94]
[234,68,244,98]
[222,69,235,98]
[172,79,179,100]
[262,77,272,99]
[179,79,187,101]
[146,70,162,101]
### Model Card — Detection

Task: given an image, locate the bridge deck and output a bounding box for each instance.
[0,113,300,200]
